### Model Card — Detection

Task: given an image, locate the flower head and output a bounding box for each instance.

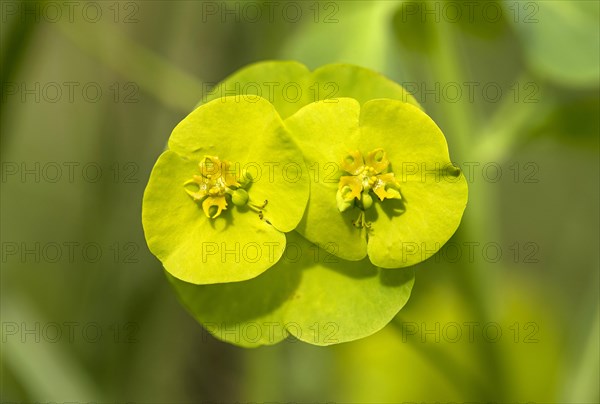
[183,156,238,218]
[147,61,466,349]
[336,149,402,213]
[142,96,309,285]
[285,97,468,268]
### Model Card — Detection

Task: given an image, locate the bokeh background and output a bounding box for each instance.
[1,0,598,402]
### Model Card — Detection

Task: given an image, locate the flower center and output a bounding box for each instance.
[184,156,266,219]
[207,177,227,196]
[336,148,402,227]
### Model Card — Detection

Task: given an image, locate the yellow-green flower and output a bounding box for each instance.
[184,156,248,219]
[142,96,309,285]
[285,97,468,267]
[336,148,402,213]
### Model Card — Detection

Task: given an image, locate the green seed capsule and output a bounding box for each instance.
[361,193,373,210]
[232,189,249,206]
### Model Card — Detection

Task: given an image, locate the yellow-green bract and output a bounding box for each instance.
[142,96,310,284]
[286,98,469,268]
[168,231,415,347]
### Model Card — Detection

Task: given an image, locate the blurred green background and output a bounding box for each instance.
[1,0,598,402]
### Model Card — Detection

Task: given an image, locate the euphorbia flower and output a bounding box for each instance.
[285,97,468,268]
[147,61,466,348]
[336,149,403,227]
[142,96,310,285]
[184,156,263,219]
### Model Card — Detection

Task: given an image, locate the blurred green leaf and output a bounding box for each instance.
[504,0,600,87]
[280,1,398,71]
[536,93,600,149]
[391,1,437,52]
[392,1,507,49]
[455,1,508,39]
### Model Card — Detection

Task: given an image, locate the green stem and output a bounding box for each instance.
[473,74,555,162]
[398,5,523,398]
[428,18,473,154]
